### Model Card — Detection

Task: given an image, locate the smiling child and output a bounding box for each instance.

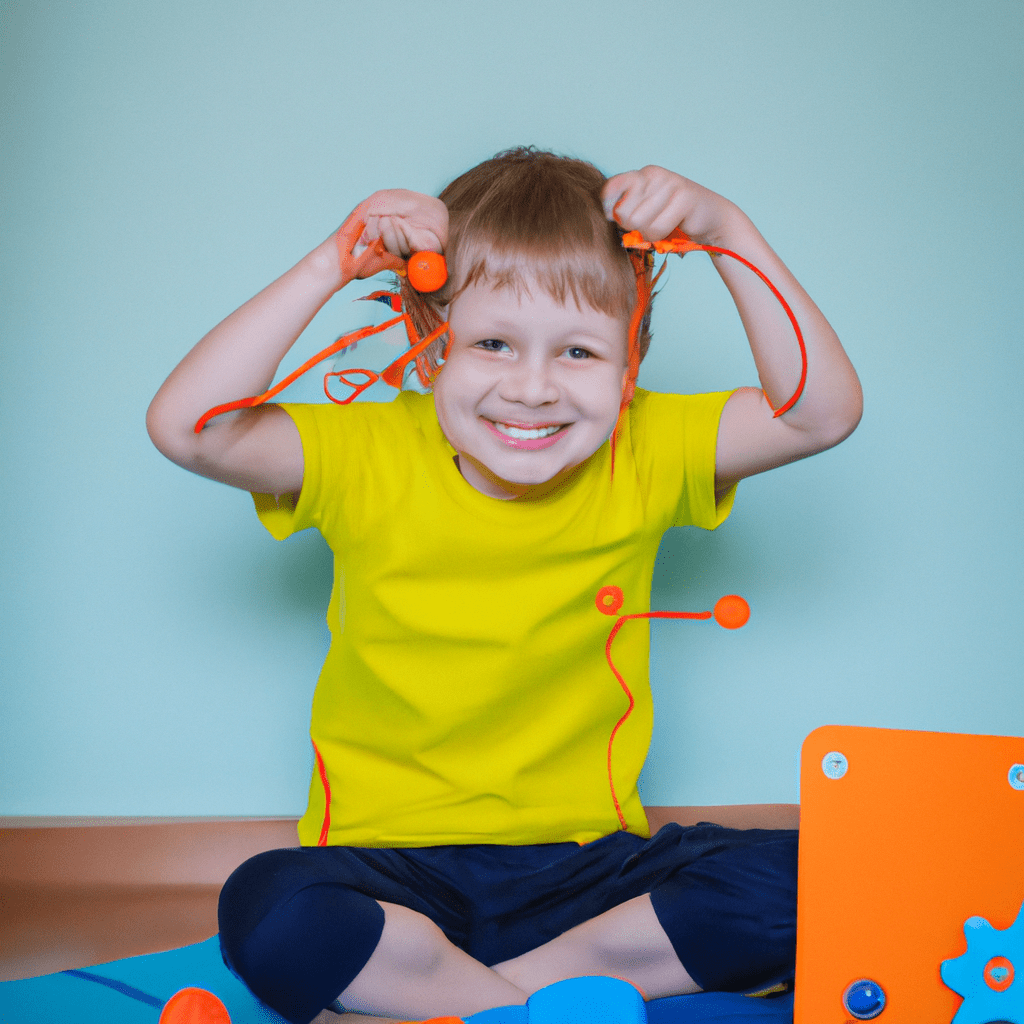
[147,147,861,1024]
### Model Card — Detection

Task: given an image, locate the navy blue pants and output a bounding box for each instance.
[218,823,798,1024]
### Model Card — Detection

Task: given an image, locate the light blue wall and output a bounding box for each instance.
[2,1,1021,815]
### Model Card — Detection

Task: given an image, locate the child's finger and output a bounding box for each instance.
[359,191,448,249]
[403,226,445,255]
[608,179,668,234]
[609,189,654,235]
[402,217,446,255]
[627,187,690,241]
[358,215,383,247]
[378,217,410,257]
[336,215,404,283]
[384,218,448,261]
[335,212,368,261]
[602,172,637,223]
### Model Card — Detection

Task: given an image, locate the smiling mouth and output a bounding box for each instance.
[493,421,563,439]
[484,419,569,450]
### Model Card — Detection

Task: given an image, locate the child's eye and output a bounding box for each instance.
[566,346,592,360]
[475,339,509,352]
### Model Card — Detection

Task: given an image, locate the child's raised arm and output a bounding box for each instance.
[603,167,862,491]
[146,190,446,496]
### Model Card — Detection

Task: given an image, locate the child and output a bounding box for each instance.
[147,148,861,1024]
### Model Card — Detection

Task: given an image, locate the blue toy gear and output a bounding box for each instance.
[941,898,1024,1024]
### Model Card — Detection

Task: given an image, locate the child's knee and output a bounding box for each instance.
[218,850,386,1024]
[375,901,454,977]
[649,830,798,992]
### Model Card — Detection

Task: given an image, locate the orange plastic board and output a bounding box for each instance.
[794,725,1024,1023]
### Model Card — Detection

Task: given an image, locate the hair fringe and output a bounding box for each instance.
[398,147,655,385]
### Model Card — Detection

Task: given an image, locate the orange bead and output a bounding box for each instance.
[713,594,750,629]
[596,585,624,616]
[159,987,232,1024]
[407,251,448,292]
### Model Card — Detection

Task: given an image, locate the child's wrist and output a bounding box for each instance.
[306,236,349,293]
[694,198,749,248]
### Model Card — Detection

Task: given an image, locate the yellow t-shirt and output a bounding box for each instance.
[254,388,735,848]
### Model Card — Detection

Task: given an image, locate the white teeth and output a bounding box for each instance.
[494,422,562,439]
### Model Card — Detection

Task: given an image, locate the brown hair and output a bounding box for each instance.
[400,147,653,380]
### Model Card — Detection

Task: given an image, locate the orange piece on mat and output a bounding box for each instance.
[159,987,232,1024]
[397,1018,464,1024]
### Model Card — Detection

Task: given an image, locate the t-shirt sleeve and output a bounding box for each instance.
[628,389,737,530]
[251,403,328,540]
[251,395,429,543]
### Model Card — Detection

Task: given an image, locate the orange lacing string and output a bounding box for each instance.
[610,248,665,474]
[194,217,450,433]
[312,739,332,846]
[611,228,808,472]
[193,311,429,430]
[596,586,749,830]
[602,608,713,831]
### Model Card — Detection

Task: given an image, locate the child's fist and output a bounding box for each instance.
[603,166,729,246]
[354,189,448,259]
[334,190,448,286]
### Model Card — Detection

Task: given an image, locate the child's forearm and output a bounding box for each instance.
[146,235,342,476]
[704,202,862,446]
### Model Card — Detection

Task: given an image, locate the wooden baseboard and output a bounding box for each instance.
[0,818,302,887]
[0,882,221,983]
[645,804,799,833]
[0,806,798,981]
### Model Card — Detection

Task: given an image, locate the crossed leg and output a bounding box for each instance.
[491,892,700,998]
[331,901,527,1019]
[317,893,700,1023]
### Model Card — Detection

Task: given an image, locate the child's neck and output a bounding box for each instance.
[453,453,584,501]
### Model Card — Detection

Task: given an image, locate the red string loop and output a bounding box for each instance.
[194,307,451,433]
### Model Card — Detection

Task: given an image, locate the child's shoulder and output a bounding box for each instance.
[628,387,735,439]
[282,390,438,446]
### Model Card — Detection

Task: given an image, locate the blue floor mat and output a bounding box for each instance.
[0,937,792,1023]
[0,938,286,1024]
[646,991,792,1023]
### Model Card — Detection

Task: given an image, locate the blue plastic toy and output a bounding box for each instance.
[468,976,646,1024]
[941,898,1024,1024]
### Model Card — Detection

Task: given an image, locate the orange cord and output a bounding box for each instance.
[596,585,747,831]
[602,608,712,830]
[620,229,808,418]
[312,739,332,847]
[194,211,450,432]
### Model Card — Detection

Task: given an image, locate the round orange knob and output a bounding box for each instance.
[713,594,750,629]
[407,251,447,292]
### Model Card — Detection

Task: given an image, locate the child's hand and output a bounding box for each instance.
[602,166,734,246]
[352,189,448,259]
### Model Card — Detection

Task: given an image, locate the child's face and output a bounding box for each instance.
[433,277,629,499]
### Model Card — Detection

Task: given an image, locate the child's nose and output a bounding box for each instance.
[499,357,559,405]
